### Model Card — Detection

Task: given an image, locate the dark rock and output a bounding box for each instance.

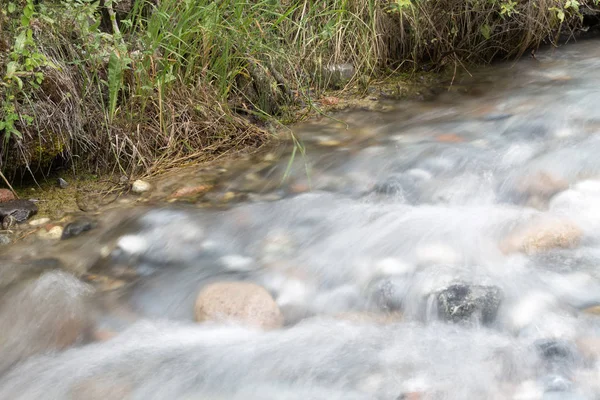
[0,200,38,227]
[435,283,502,324]
[368,278,405,312]
[57,178,69,189]
[61,219,97,240]
[373,173,420,203]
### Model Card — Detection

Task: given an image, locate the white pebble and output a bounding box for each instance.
[37,226,63,240]
[117,235,148,255]
[131,179,151,194]
[29,217,50,226]
[219,255,255,271]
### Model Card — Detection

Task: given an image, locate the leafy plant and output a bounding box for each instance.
[1,0,50,142]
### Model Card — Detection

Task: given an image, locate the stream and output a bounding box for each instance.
[2,40,600,399]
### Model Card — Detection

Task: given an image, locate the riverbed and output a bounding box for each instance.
[2,40,600,399]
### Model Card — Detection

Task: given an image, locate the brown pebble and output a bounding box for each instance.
[435,133,464,143]
[170,184,213,199]
[195,281,283,330]
[0,189,15,203]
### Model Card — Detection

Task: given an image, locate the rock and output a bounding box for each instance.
[435,133,464,143]
[0,189,15,203]
[0,199,38,225]
[582,305,600,315]
[62,219,97,240]
[37,226,64,240]
[29,217,50,227]
[0,234,11,245]
[516,171,569,199]
[57,178,69,189]
[368,278,405,312]
[170,184,212,199]
[434,283,502,324]
[500,218,582,255]
[131,179,151,194]
[0,271,91,374]
[195,281,283,330]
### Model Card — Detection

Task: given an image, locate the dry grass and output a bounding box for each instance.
[0,0,597,181]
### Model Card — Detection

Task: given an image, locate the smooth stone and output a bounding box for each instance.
[435,283,502,325]
[38,226,64,240]
[0,271,91,374]
[500,218,582,255]
[131,180,151,194]
[0,189,15,203]
[57,178,69,189]
[29,217,50,227]
[0,234,11,245]
[195,281,283,330]
[61,219,97,240]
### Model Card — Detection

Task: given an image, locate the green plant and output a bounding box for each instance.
[1,0,49,142]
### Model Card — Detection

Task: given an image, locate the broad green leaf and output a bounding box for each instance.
[480,24,491,40]
[5,61,18,79]
[14,31,26,53]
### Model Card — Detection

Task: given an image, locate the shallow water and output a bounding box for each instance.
[3,41,600,399]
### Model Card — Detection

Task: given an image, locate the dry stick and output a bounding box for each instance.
[0,171,18,199]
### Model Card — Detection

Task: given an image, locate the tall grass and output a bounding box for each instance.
[0,0,596,179]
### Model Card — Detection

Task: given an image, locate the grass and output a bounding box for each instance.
[0,0,598,182]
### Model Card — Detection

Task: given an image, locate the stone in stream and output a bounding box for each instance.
[62,219,97,240]
[434,283,502,325]
[0,270,92,375]
[37,226,64,240]
[0,199,38,229]
[195,281,283,330]
[0,234,10,245]
[500,218,582,255]
[0,189,15,203]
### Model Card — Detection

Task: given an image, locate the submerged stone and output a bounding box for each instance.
[62,219,97,240]
[435,283,502,325]
[195,281,283,330]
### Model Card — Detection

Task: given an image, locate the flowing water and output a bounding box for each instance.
[3,41,600,399]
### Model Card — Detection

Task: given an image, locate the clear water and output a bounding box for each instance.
[3,41,600,399]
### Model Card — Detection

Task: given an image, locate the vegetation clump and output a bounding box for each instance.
[0,0,598,180]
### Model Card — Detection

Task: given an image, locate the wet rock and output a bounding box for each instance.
[62,219,97,240]
[516,171,569,200]
[535,339,580,369]
[500,219,582,255]
[170,184,212,199]
[0,189,15,203]
[435,283,502,324]
[195,281,283,330]
[0,199,38,225]
[0,271,91,374]
[368,278,406,312]
[435,133,464,143]
[57,178,69,189]
[131,179,151,194]
[37,226,64,240]
[29,217,50,227]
